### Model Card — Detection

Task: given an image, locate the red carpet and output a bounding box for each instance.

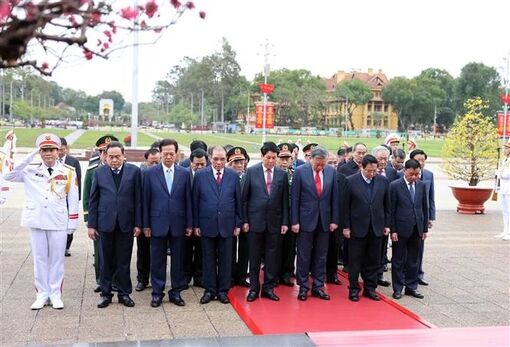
[308,326,510,347]
[228,272,433,335]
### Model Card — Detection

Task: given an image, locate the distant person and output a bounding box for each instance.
[389,149,406,173]
[291,144,305,169]
[139,147,161,170]
[2,129,16,161]
[384,133,401,153]
[495,141,510,241]
[4,134,79,310]
[58,137,82,257]
[326,152,338,169]
[179,140,208,168]
[338,142,366,176]
[302,143,319,162]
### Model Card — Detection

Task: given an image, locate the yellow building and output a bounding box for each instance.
[323,69,398,130]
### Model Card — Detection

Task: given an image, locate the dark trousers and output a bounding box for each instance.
[66,234,73,251]
[99,227,134,296]
[348,228,382,293]
[418,240,425,279]
[326,230,340,277]
[249,231,279,293]
[232,232,249,283]
[279,231,296,280]
[392,227,422,293]
[136,233,150,284]
[296,223,329,291]
[151,234,186,298]
[342,238,349,267]
[183,234,202,284]
[202,236,233,296]
[378,234,390,280]
[93,239,101,285]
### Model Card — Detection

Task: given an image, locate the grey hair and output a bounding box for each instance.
[210,145,226,155]
[311,146,329,159]
[372,145,390,157]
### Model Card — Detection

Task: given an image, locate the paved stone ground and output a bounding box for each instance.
[1,164,509,345]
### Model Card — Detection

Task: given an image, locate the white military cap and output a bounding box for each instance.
[36,133,61,149]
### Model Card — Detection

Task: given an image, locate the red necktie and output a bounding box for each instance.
[216,171,222,185]
[266,169,272,194]
[315,170,322,197]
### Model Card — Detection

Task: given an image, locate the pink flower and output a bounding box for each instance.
[103,42,109,50]
[120,6,139,20]
[83,49,94,60]
[89,11,101,26]
[170,0,181,9]
[145,0,158,18]
[0,1,11,20]
[199,11,206,19]
[185,2,195,10]
[41,62,49,70]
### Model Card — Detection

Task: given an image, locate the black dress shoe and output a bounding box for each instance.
[404,289,424,299]
[246,291,258,302]
[65,249,71,257]
[326,275,342,285]
[217,293,230,304]
[280,277,294,287]
[377,279,391,287]
[312,289,330,300]
[118,295,135,307]
[97,296,112,308]
[348,292,359,302]
[236,279,250,288]
[297,289,308,301]
[392,292,402,300]
[363,291,381,301]
[418,279,429,286]
[94,286,101,293]
[150,295,163,307]
[200,292,214,304]
[169,295,186,306]
[261,290,280,301]
[135,282,147,292]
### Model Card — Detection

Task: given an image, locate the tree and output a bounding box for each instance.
[419,68,456,128]
[0,0,205,75]
[334,79,372,130]
[381,77,416,131]
[455,62,501,117]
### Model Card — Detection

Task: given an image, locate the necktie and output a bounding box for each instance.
[165,168,173,193]
[315,170,322,197]
[47,167,53,176]
[216,171,222,185]
[266,169,272,194]
[409,182,415,202]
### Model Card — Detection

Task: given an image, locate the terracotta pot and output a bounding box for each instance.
[449,185,493,214]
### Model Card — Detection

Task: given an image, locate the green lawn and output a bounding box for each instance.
[71,130,158,150]
[147,131,445,157]
[0,128,73,148]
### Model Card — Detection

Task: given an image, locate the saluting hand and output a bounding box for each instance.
[88,228,98,241]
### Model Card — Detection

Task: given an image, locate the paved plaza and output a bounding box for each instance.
[0,158,509,346]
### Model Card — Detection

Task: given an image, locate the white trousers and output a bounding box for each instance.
[30,228,67,300]
[501,194,510,235]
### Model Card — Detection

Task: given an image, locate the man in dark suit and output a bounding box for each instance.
[178,140,208,168]
[343,154,390,302]
[338,142,366,176]
[142,139,193,308]
[292,146,339,301]
[388,149,406,173]
[87,141,142,308]
[390,158,428,300]
[193,146,242,304]
[58,137,82,257]
[373,145,398,287]
[410,149,435,286]
[183,149,208,288]
[243,142,289,302]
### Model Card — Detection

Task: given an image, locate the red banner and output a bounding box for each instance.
[255,102,275,129]
[497,112,510,137]
[259,83,275,94]
[500,94,510,104]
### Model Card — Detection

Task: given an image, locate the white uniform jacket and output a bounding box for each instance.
[4,150,79,231]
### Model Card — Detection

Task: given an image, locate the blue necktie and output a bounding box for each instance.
[409,182,415,202]
[165,168,174,193]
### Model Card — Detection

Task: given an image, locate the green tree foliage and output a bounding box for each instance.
[441,97,499,186]
[334,79,372,130]
[418,68,456,128]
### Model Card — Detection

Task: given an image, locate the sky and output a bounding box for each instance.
[47,0,510,103]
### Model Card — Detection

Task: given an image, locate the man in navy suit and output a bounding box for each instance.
[142,139,193,308]
[292,146,339,301]
[338,142,366,176]
[88,141,142,308]
[243,142,289,302]
[343,154,390,302]
[390,159,428,299]
[410,149,435,286]
[193,146,242,304]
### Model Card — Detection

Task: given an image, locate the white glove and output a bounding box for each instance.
[67,229,76,235]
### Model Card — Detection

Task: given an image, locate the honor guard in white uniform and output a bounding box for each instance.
[495,141,510,241]
[3,133,79,310]
[0,149,9,204]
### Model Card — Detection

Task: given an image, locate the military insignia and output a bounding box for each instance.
[235,148,241,155]
[310,145,316,150]
[105,137,112,144]
[282,145,288,151]
[45,135,51,140]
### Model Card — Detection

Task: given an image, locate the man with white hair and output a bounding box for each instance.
[4,133,79,310]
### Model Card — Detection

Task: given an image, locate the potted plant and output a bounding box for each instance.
[123,135,131,147]
[441,97,500,214]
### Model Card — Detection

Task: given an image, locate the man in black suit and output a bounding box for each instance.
[243,142,289,302]
[292,146,339,301]
[388,149,406,173]
[87,141,142,308]
[183,148,208,288]
[58,137,82,257]
[390,159,428,299]
[373,145,398,287]
[178,140,208,168]
[338,142,366,176]
[343,154,390,302]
